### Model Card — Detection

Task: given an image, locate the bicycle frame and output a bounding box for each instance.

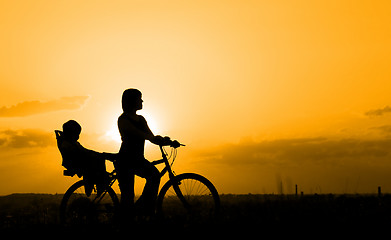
[155,145,191,210]
[154,145,176,178]
[95,145,189,207]
[61,143,220,224]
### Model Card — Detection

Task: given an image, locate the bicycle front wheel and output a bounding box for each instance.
[60,180,119,226]
[156,173,220,222]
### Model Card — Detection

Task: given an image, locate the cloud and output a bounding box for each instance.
[0,96,90,117]
[370,125,391,135]
[197,137,391,168]
[365,106,391,117]
[194,136,391,193]
[0,129,54,148]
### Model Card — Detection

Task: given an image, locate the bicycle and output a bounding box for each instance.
[57,132,220,225]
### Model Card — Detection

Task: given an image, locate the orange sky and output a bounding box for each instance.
[1,1,391,195]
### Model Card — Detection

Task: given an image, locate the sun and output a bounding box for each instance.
[104,124,121,143]
[143,113,159,134]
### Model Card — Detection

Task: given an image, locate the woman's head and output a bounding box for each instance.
[122,88,143,113]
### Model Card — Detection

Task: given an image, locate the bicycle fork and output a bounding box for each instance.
[172,179,191,211]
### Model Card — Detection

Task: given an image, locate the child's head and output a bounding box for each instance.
[62,120,82,142]
[122,88,143,113]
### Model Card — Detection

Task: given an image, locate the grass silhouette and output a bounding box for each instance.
[1,193,391,235]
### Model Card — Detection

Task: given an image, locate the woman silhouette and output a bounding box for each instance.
[116,89,172,215]
[117,88,164,216]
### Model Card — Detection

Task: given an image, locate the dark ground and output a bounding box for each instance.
[1,193,391,236]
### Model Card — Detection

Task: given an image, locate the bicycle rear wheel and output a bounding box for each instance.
[60,180,119,226]
[156,173,220,222]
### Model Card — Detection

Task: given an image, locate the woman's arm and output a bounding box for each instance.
[118,115,155,141]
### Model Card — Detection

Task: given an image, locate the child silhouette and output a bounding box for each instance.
[59,120,115,195]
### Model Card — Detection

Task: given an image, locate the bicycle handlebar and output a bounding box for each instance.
[157,136,185,148]
[159,140,185,148]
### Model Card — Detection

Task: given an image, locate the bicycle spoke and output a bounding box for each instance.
[158,173,220,222]
[60,181,118,226]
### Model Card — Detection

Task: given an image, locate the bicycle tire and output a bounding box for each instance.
[60,180,119,225]
[156,173,220,221]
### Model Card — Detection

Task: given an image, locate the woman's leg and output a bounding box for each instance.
[117,166,135,214]
[133,158,160,213]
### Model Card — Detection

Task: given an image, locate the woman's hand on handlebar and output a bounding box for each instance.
[152,135,165,145]
[153,135,172,146]
[170,140,181,148]
[153,135,183,148]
